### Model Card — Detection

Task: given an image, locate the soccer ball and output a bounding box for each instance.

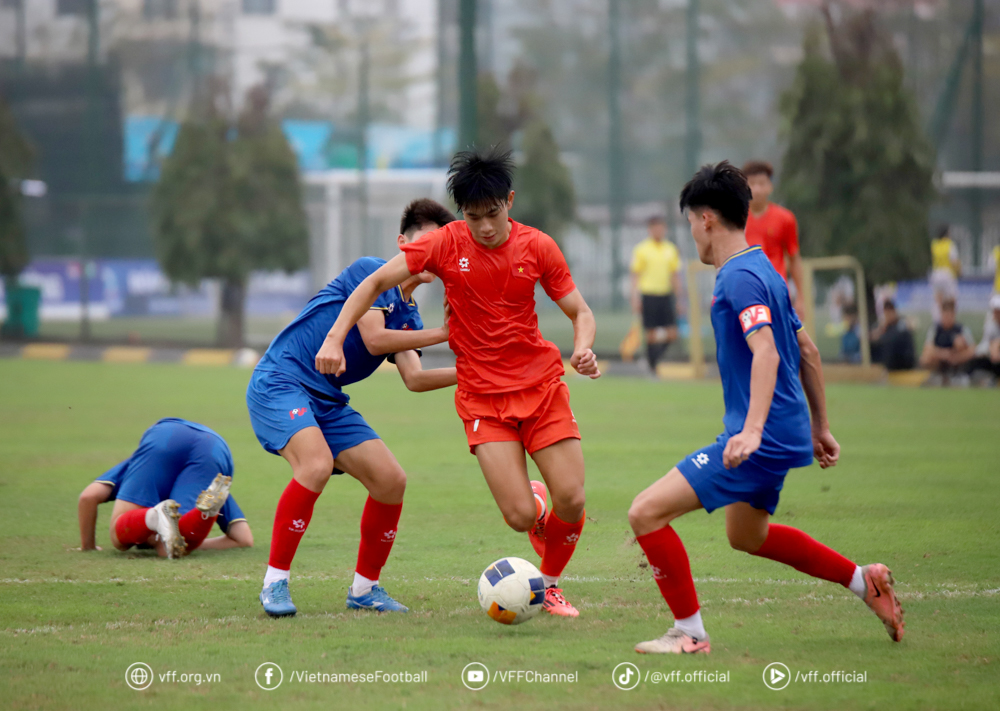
[477,557,545,625]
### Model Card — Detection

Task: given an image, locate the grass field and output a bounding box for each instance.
[1,360,998,711]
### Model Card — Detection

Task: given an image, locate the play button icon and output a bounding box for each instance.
[763,662,791,690]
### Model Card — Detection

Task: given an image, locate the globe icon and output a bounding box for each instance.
[125,663,153,690]
[130,668,149,687]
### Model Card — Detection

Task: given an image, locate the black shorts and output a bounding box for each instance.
[641,294,677,330]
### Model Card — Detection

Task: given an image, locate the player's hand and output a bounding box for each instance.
[723,429,761,469]
[571,348,601,379]
[631,295,641,315]
[75,545,102,552]
[315,337,347,376]
[794,294,806,316]
[812,428,840,469]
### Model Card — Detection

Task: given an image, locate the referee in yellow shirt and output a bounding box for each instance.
[630,215,684,373]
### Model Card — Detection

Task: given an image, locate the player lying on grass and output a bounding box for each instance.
[77,418,251,558]
[628,162,905,654]
[316,148,600,618]
[248,199,459,617]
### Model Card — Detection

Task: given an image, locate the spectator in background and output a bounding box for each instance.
[743,160,805,314]
[870,299,915,371]
[987,244,1000,295]
[919,298,975,386]
[839,302,862,364]
[966,294,1000,386]
[630,215,684,374]
[929,225,961,323]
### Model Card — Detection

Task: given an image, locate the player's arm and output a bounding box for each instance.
[630,272,642,314]
[723,326,780,469]
[797,327,840,469]
[316,253,415,376]
[355,309,448,356]
[392,349,457,392]
[788,252,806,314]
[199,521,254,550]
[555,288,601,379]
[672,269,686,317]
[77,482,112,551]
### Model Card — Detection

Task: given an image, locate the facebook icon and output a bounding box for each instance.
[255,662,283,690]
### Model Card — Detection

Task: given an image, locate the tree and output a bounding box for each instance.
[0,98,33,285]
[151,85,308,347]
[515,120,577,246]
[779,11,936,296]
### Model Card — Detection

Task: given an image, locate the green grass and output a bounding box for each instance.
[1,360,998,711]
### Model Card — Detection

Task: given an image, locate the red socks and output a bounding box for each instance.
[355,496,403,581]
[268,479,321,571]
[114,508,153,547]
[540,510,584,578]
[636,525,701,620]
[179,510,218,551]
[751,523,856,587]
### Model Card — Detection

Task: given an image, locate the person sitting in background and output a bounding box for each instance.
[919,299,975,385]
[870,299,915,371]
[966,294,1000,385]
[839,302,861,364]
[929,225,961,323]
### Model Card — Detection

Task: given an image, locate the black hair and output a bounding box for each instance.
[883,298,896,311]
[399,198,456,236]
[647,214,667,226]
[742,160,774,179]
[843,302,858,317]
[679,161,752,230]
[446,146,514,212]
[936,224,950,240]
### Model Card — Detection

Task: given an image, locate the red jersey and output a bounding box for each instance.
[401,219,576,394]
[745,203,799,280]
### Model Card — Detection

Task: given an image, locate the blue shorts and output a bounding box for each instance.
[108,420,244,530]
[676,440,792,515]
[246,370,379,469]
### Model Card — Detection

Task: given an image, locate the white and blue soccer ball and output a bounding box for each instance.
[477,557,545,625]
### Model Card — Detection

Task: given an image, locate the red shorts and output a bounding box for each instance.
[455,377,581,455]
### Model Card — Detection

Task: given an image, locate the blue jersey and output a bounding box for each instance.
[711,246,813,467]
[95,418,245,532]
[254,257,424,404]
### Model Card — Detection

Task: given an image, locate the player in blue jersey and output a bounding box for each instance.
[249,198,459,617]
[77,418,252,558]
[627,162,905,654]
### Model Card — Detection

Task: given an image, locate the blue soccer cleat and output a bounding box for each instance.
[345,585,409,613]
[260,579,297,617]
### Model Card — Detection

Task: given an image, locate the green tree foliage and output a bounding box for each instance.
[515,121,577,245]
[779,11,936,287]
[0,99,34,281]
[151,86,308,347]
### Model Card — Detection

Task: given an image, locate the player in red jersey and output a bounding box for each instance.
[743,160,805,314]
[316,147,600,617]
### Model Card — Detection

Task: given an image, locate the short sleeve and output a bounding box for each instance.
[538,234,576,302]
[94,460,129,501]
[630,244,646,274]
[217,495,245,534]
[785,212,800,256]
[401,226,449,276]
[723,268,773,339]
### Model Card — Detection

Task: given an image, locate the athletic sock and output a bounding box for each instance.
[268,478,321,572]
[848,565,866,599]
[355,496,402,582]
[750,523,857,588]
[542,574,559,589]
[636,525,701,620]
[351,572,378,597]
[674,610,708,640]
[115,508,153,546]
[539,510,584,578]
[178,509,217,551]
[263,565,290,588]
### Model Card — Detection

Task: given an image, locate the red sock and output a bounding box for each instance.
[540,510,584,579]
[268,479,321,571]
[114,508,153,547]
[751,523,856,587]
[636,525,700,619]
[179,509,218,551]
[355,496,403,581]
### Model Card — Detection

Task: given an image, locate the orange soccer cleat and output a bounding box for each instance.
[861,563,905,642]
[528,480,547,558]
[542,587,579,618]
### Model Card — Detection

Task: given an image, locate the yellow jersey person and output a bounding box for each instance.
[930,225,961,322]
[630,215,684,373]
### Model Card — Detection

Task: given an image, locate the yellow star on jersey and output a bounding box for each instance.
[517,266,524,273]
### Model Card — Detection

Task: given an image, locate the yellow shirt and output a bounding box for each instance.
[931,237,958,276]
[631,238,681,295]
[993,246,1000,292]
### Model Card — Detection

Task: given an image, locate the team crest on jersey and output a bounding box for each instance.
[387,302,395,314]
[459,257,470,272]
[739,305,771,333]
